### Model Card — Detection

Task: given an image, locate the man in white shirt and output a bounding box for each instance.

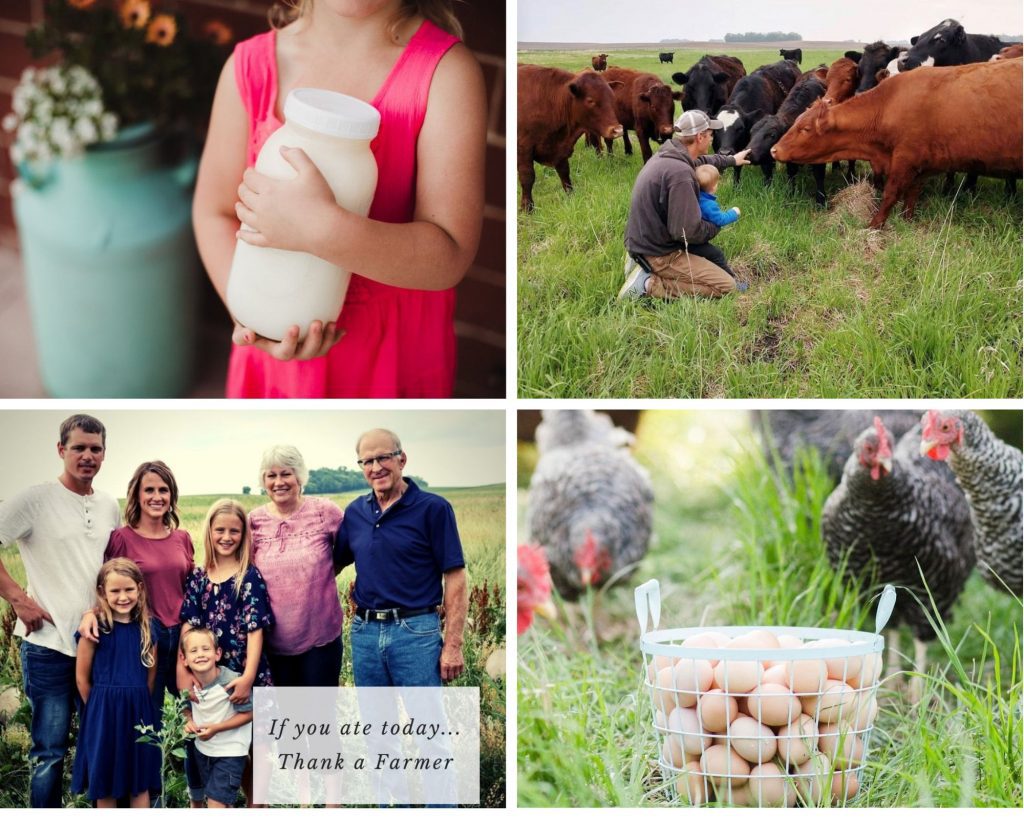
[0,414,120,808]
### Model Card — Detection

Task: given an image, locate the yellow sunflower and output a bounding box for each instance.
[145,13,177,46]
[118,0,150,29]
[201,20,233,46]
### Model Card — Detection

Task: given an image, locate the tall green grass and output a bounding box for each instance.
[517,48,1023,398]
[517,423,1022,807]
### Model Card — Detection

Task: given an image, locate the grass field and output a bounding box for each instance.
[517,47,1023,398]
[0,485,506,808]
[517,413,1022,807]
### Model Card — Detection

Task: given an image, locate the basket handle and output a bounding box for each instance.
[634,579,661,635]
[874,584,897,633]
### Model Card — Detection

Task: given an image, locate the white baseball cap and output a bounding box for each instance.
[673,109,723,136]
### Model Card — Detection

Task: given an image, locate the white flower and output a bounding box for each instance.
[1,113,17,133]
[74,117,97,143]
[81,99,102,118]
[20,67,36,84]
[100,113,118,141]
[10,143,24,164]
[11,93,28,117]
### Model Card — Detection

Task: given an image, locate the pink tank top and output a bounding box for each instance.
[226,21,459,398]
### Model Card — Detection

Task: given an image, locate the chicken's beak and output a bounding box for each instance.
[920,437,937,457]
[879,455,893,474]
[535,600,557,622]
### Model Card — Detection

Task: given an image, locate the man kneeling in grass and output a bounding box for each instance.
[620,110,751,300]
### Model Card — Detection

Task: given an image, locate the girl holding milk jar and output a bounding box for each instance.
[192,0,486,398]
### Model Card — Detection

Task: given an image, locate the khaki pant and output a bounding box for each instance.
[645,249,736,299]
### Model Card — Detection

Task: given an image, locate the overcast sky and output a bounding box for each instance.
[0,410,504,500]
[518,0,1022,44]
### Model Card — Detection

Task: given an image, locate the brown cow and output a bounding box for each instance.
[823,56,858,104]
[595,67,682,162]
[517,64,623,211]
[991,43,1023,60]
[771,60,1022,228]
[592,53,608,71]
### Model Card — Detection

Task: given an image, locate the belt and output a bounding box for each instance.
[355,606,438,622]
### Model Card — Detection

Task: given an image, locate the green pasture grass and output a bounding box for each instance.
[517,48,1023,398]
[517,422,1023,807]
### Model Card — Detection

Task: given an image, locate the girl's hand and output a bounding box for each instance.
[234,148,337,254]
[184,717,200,735]
[224,675,253,705]
[232,320,344,362]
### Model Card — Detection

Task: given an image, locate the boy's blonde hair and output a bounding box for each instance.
[202,499,252,598]
[269,1,463,39]
[695,164,720,191]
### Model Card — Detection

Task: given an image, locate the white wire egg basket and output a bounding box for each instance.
[635,580,896,807]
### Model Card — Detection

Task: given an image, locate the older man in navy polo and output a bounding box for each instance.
[336,429,468,686]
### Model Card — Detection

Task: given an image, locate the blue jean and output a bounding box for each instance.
[350,612,443,687]
[20,641,78,808]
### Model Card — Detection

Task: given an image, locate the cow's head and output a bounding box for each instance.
[639,83,680,141]
[770,100,834,163]
[855,42,902,93]
[570,74,623,140]
[900,19,964,70]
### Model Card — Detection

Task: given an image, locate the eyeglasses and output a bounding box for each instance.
[357,450,402,469]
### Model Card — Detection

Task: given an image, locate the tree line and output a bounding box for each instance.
[724,32,802,42]
[245,466,429,495]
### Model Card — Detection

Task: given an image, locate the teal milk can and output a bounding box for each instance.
[13,124,200,397]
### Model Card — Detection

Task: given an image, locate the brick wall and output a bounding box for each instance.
[0,0,505,397]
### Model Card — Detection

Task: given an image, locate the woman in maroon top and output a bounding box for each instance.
[81,462,194,741]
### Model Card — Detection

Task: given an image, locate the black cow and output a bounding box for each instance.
[899,19,1008,70]
[779,48,803,64]
[716,60,801,182]
[745,76,827,202]
[848,42,903,93]
[659,52,674,63]
[671,55,746,117]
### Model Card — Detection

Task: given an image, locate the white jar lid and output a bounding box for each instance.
[283,88,381,140]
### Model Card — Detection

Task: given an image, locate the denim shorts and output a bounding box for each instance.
[194,751,245,807]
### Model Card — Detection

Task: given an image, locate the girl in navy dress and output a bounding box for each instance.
[73,558,161,807]
[178,499,273,806]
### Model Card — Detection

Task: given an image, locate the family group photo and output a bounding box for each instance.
[0,409,506,807]
[517,0,1022,398]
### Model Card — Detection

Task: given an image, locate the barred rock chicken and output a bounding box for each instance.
[517,544,555,636]
[920,410,1023,595]
[754,409,921,482]
[821,418,976,698]
[526,409,654,600]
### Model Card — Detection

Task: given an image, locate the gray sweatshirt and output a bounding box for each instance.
[624,138,736,257]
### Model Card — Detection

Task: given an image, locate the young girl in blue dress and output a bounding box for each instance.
[178,498,273,806]
[73,558,162,807]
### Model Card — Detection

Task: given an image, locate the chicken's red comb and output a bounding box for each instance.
[873,416,892,459]
[922,409,940,439]
[517,544,552,595]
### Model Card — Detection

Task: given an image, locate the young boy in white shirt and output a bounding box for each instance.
[181,627,253,808]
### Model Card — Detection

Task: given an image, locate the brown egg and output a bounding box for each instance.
[778,634,805,650]
[654,709,667,731]
[845,652,882,690]
[698,688,738,732]
[713,659,763,694]
[668,706,712,756]
[775,713,817,767]
[761,663,791,686]
[795,752,833,806]
[655,665,679,713]
[681,633,723,667]
[700,743,750,788]
[723,783,752,806]
[831,770,860,804]
[746,682,801,726]
[841,694,878,731]
[817,681,859,723]
[817,725,865,769]
[661,734,685,768]
[784,658,830,694]
[825,649,863,682]
[727,715,778,765]
[676,761,711,806]
[748,762,798,807]
[647,653,674,683]
[673,658,715,707]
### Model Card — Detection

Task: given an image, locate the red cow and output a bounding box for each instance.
[823,56,858,103]
[771,60,1022,228]
[991,44,1023,61]
[591,53,608,71]
[517,64,623,211]
[596,67,682,162]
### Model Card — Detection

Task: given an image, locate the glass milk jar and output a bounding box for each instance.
[227,88,380,341]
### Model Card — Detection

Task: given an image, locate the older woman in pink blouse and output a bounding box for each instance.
[249,445,345,686]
